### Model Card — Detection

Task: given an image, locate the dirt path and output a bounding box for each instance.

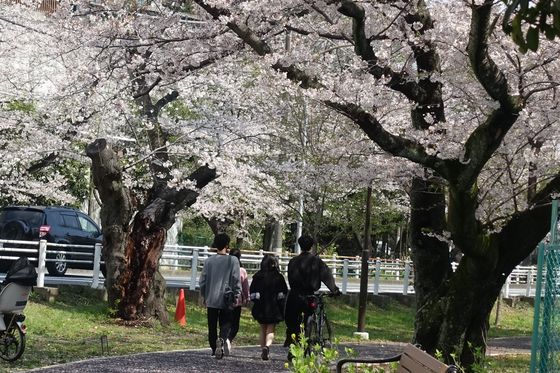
[23,337,531,373]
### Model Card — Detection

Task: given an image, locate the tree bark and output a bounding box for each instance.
[117,166,217,322]
[86,139,133,308]
[86,139,217,322]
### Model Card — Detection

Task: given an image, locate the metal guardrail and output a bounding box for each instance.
[0,239,538,297]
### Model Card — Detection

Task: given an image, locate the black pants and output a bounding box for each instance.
[207,307,233,353]
[228,306,242,342]
[284,291,312,347]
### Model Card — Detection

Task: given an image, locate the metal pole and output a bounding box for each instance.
[530,242,545,373]
[357,185,372,332]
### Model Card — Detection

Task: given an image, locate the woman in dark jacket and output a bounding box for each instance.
[250,254,288,360]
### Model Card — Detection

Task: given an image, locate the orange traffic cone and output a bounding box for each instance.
[175,289,187,326]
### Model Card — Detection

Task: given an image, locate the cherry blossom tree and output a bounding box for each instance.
[192,0,560,367]
[0,7,84,205]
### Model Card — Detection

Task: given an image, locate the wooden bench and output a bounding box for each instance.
[336,343,458,373]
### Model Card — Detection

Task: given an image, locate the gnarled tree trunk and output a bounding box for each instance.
[86,139,216,322]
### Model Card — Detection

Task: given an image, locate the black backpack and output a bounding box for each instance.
[3,257,38,287]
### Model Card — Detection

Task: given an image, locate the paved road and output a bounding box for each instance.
[22,338,530,373]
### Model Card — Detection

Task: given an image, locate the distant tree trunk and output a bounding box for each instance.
[205,217,233,235]
[86,139,216,322]
[262,221,274,251]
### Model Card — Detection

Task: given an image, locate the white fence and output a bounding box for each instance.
[0,239,538,297]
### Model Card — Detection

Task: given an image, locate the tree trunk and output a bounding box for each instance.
[86,139,217,322]
[413,180,553,368]
[86,139,133,309]
[205,217,232,235]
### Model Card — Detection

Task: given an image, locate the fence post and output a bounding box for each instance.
[503,274,511,298]
[526,267,533,297]
[403,262,411,295]
[190,249,199,291]
[332,254,337,279]
[341,259,348,294]
[37,240,47,288]
[374,259,381,295]
[278,251,286,277]
[91,243,102,288]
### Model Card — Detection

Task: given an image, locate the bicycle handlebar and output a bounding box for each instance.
[312,290,341,298]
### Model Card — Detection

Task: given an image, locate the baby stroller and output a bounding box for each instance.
[0,257,37,361]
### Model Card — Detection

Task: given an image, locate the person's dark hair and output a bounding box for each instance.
[229,248,243,267]
[260,254,279,271]
[298,235,314,252]
[212,233,230,250]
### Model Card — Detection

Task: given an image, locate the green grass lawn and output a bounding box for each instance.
[0,286,534,372]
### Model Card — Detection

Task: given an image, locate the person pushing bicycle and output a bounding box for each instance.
[284,235,341,356]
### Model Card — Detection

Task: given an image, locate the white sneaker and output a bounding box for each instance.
[224,338,231,356]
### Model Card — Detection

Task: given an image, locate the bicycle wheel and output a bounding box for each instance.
[0,323,26,361]
[304,314,319,353]
[320,314,333,349]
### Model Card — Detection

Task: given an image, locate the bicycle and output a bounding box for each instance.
[304,292,334,353]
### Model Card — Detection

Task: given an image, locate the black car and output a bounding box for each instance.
[0,206,103,276]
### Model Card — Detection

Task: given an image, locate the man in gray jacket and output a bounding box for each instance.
[199,233,241,359]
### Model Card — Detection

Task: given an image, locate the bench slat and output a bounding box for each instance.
[402,344,450,372]
[399,353,430,372]
[336,343,457,373]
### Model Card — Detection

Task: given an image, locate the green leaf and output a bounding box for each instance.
[545,25,557,40]
[511,15,526,49]
[526,27,540,51]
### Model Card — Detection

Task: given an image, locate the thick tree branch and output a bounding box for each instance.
[27,152,58,173]
[326,100,451,178]
[530,173,560,206]
[456,1,523,189]
[467,1,521,110]
[337,1,428,103]
[495,202,551,272]
[154,90,179,116]
[193,1,272,56]
[403,0,445,127]
[284,24,350,41]
[132,76,162,99]
[194,0,322,89]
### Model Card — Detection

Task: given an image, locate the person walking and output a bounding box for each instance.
[199,233,241,359]
[250,254,288,361]
[284,235,340,352]
[228,248,249,345]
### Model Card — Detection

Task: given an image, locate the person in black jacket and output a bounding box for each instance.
[250,254,288,361]
[284,235,340,350]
